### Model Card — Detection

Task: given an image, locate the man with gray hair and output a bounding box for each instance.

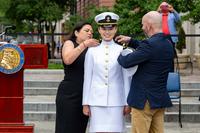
[116,11,174,133]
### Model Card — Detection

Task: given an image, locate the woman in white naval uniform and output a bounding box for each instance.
[82,12,137,133]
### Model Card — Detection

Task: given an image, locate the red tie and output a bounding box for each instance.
[162,13,170,35]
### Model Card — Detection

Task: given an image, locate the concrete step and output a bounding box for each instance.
[24,111,200,123]
[23,96,200,122]
[164,112,200,123]
[23,86,200,97]
[25,121,200,133]
[24,111,55,121]
[24,69,64,81]
[181,88,200,97]
[125,112,200,123]
[181,83,200,89]
[24,102,55,111]
[24,80,200,88]
[24,69,200,89]
[22,69,200,123]
[24,97,200,112]
[24,101,200,112]
[24,87,57,95]
[24,96,55,111]
[24,69,64,75]
[24,80,60,88]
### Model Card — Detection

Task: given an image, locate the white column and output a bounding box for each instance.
[182,21,189,54]
[195,22,200,54]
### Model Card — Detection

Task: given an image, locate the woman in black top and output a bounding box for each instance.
[55,22,99,133]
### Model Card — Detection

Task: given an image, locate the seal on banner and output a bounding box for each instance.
[0,44,24,74]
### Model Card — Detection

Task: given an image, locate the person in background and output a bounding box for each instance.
[116,11,174,133]
[158,2,181,72]
[10,37,18,45]
[56,40,61,54]
[55,21,99,133]
[46,42,51,59]
[82,12,135,133]
[157,1,181,45]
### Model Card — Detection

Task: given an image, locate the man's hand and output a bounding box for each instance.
[115,35,131,44]
[83,105,91,116]
[168,5,174,12]
[123,105,131,116]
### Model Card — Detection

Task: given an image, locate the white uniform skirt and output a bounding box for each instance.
[89,106,125,133]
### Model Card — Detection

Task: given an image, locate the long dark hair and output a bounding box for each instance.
[70,21,92,42]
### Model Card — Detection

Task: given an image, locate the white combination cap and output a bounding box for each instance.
[95,12,119,25]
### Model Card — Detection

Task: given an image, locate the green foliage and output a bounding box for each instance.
[181,0,200,24]
[42,2,63,22]
[113,0,161,37]
[167,0,195,13]
[54,0,76,14]
[0,0,11,17]
[2,0,64,32]
[0,0,11,25]
[64,15,83,33]
[64,0,150,39]
[48,63,64,69]
[64,5,111,39]
[6,0,40,22]
[64,0,193,40]
[113,0,200,38]
[1,0,200,39]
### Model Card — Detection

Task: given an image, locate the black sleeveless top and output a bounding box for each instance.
[63,40,87,80]
[60,39,88,96]
[55,39,89,133]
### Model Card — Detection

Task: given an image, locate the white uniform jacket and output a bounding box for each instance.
[82,40,137,106]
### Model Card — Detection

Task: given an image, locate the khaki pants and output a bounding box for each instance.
[131,101,165,133]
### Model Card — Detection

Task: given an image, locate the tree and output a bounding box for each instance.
[179,0,200,24]
[0,0,11,29]
[55,0,77,14]
[60,0,200,41]
[64,5,111,39]
[64,15,83,33]
[113,0,198,39]
[113,0,162,38]
[42,2,63,58]
[65,0,179,39]
[5,0,63,58]
[0,0,10,16]
[5,0,42,31]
